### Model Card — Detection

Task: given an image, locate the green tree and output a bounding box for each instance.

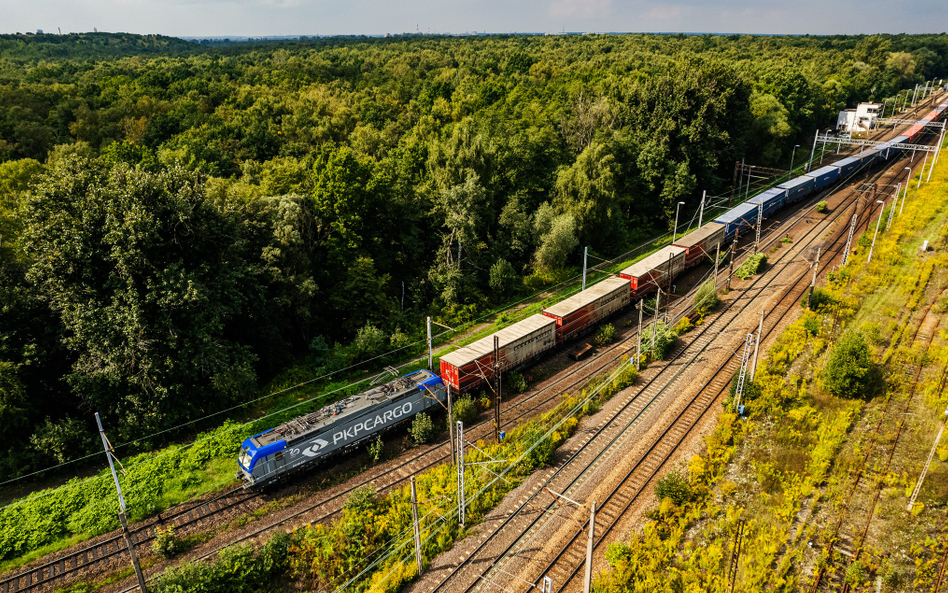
[533,203,578,272]
[24,157,260,440]
[823,331,872,399]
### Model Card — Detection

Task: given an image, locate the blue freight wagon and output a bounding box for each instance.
[831,156,862,178]
[748,188,786,217]
[777,175,815,204]
[806,166,839,190]
[713,201,759,243]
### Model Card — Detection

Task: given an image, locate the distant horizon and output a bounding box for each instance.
[6,30,945,41]
[2,0,946,40]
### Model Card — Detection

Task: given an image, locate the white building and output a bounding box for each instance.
[837,102,883,134]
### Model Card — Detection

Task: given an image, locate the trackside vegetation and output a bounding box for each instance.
[134,363,640,593]
[596,145,948,592]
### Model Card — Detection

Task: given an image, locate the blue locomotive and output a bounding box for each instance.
[239,369,446,488]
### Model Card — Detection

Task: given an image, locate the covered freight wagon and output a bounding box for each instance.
[748,188,786,217]
[619,245,686,297]
[806,165,839,190]
[440,313,557,392]
[713,202,759,243]
[542,277,630,341]
[831,156,862,178]
[239,370,446,487]
[672,221,725,267]
[777,175,815,204]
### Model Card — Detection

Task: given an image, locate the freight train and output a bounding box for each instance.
[238,97,948,489]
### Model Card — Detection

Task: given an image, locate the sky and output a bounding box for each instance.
[2,0,947,38]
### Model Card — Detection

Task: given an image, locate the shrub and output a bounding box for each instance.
[410,413,437,445]
[507,372,528,394]
[803,287,836,311]
[823,331,871,399]
[640,320,678,360]
[344,484,379,514]
[693,278,719,315]
[489,258,519,297]
[655,470,691,506]
[844,560,868,586]
[595,323,616,346]
[815,200,828,213]
[151,531,290,593]
[367,435,384,463]
[735,253,767,280]
[153,525,185,559]
[450,396,479,428]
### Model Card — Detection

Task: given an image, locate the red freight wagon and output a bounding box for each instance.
[672,222,725,268]
[439,313,557,393]
[619,245,686,297]
[541,277,631,342]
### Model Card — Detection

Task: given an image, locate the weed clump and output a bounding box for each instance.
[735,253,767,280]
[595,323,616,347]
[410,412,437,445]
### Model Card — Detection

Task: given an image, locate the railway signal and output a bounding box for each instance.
[95,413,148,593]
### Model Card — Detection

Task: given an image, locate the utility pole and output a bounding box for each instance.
[734,334,754,415]
[713,242,721,282]
[927,151,935,184]
[447,384,455,465]
[673,201,685,243]
[886,197,896,231]
[919,155,928,189]
[583,501,596,593]
[789,144,800,176]
[96,413,147,593]
[427,316,432,370]
[727,519,746,592]
[754,202,762,254]
[750,309,763,381]
[665,251,674,320]
[807,248,821,309]
[411,476,423,575]
[806,129,819,173]
[726,232,739,290]
[907,411,946,512]
[457,421,465,527]
[698,190,706,227]
[581,246,588,291]
[493,336,501,443]
[901,167,912,214]
[842,213,857,266]
[636,299,644,371]
[867,200,885,263]
[650,288,661,359]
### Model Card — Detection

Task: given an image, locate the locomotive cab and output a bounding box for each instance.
[237,429,288,484]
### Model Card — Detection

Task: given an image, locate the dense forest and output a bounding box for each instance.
[0,31,946,481]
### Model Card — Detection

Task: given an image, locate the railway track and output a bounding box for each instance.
[5,97,941,593]
[812,291,945,592]
[417,139,932,593]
